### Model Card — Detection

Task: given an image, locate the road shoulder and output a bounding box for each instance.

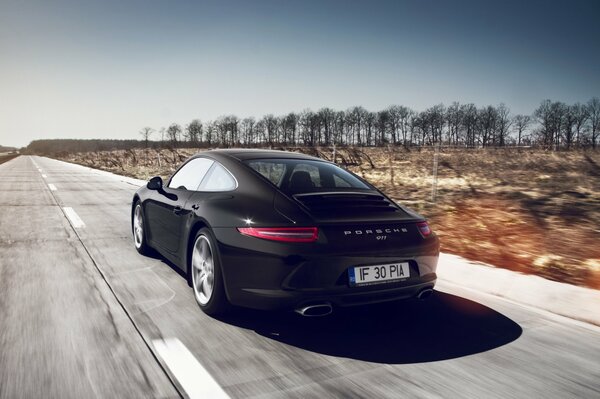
[438,253,600,326]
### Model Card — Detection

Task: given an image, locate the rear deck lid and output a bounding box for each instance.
[292,191,415,223]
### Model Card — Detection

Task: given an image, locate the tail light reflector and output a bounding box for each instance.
[416,221,432,237]
[237,227,318,243]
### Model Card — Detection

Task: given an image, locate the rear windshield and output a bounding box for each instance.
[245,159,371,194]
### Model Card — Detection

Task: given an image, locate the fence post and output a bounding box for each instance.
[332,144,336,164]
[388,144,395,186]
[431,142,440,203]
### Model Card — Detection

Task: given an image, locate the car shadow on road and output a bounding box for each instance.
[217,291,522,364]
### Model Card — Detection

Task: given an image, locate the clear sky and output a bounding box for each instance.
[1,0,599,148]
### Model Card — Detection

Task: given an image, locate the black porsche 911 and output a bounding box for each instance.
[131,149,439,316]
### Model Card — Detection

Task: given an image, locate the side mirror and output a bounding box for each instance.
[147,176,163,190]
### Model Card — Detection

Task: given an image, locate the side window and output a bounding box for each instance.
[199,163,237,191]
[168,158,214,190]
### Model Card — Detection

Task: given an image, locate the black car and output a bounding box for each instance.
[132,149,439,316]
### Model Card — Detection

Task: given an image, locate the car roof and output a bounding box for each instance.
[202,149,323,162]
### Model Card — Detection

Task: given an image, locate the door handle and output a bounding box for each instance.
[173,206,183,215]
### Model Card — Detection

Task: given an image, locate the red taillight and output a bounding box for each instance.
[237,227,318,243]
[416,221,432,237]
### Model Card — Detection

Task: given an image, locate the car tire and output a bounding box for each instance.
[132,201,152,255]
[190,228,230,315]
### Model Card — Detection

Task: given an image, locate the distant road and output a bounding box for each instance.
[1,155,599,398]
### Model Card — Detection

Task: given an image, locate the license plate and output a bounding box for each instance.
[348,262,410,286]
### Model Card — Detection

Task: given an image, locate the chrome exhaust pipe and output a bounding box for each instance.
[417,288,434,300]
[295,302,333,317]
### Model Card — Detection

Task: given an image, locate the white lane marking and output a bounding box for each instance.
[48,183,57,191]
[42,174,47,178]
[62,207,85,229]
[152,338,230,399]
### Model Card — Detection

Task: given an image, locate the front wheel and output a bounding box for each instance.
[132,202,152,255]
[190,228,230,315]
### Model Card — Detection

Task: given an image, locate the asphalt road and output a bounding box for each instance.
[1,155,599,399]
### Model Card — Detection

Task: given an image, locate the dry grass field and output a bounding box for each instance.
[57,147,600,289]
[348,148,600,289]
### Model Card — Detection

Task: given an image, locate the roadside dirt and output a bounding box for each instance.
[0,154,19,165]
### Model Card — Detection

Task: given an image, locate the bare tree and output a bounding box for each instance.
[496,104,512,146]
[375,110,390,146]
[215,115,239,146]
[159,127,166,143]
[534,100,558,149]
[562,107,577,149]
[512,114,531,146]
[204,121,216,146]
[399,107,413,146]
[571,103,589,147]
[227,115,240,146]
[185,119,203,147]
[384,105,412,146]
[280,112,298,145]
[461,104,478,147]
[346,106,368,145]
[261,114,278,146]
[365,111,376,146]
[333,111,345,145]
[254,118,266,145]
[387,105,402,144]
[587,97,600,148]
[552,102,568,150]
[166,123,182,147]
[139,127,154,149]
[241,117,256,145]
[422,104,445,145]
[478,106,498,147]
[408,112,420,145]
[446,102,463,146]
[534,100,573,150]
[298,110,317,146]
[317,108,335,145]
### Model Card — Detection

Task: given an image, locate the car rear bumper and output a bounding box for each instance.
[233,275,437,310]
[214,227,440,311]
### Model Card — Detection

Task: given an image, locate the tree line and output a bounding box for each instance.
[142,98,600,150]
[23,97,600,155]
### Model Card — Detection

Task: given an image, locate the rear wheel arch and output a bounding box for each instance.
[131,193,144,227]
[131,195,143,239]
[131,195,141,220]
